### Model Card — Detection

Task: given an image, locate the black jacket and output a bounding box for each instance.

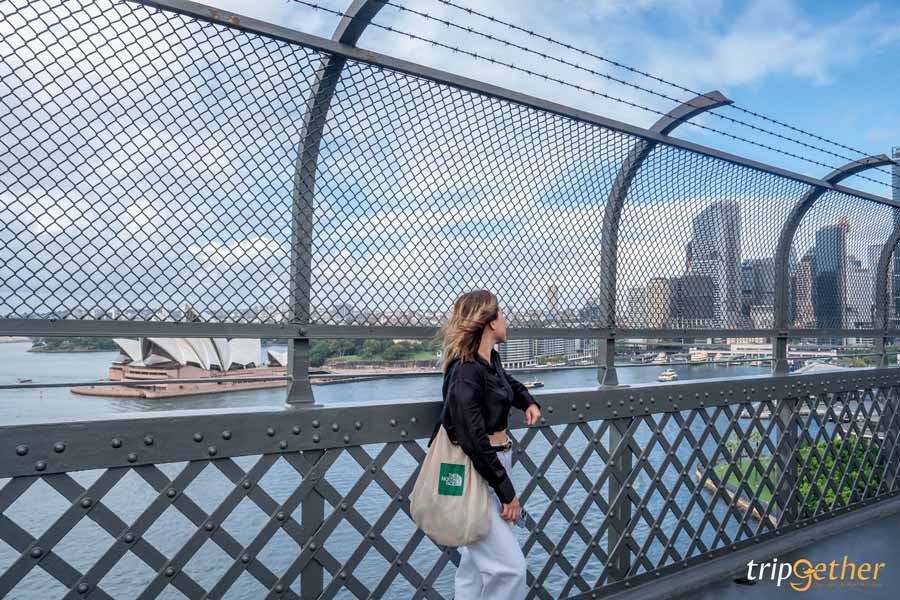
[427,348,541,504]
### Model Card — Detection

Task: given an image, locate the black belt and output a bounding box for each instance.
[491,439,513,453]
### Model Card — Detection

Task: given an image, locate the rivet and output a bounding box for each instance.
[242,480,252,490]
[354,421,362,430]
[123,532,135,543]
[143,435,154,446]
[222,430,232,440]
[343,435,350,443]
[292,425,301,435]
[279,440,288,450]
[400,429,407,437]
[389,419,397,427]
[205,521,216,531]
[166,488,177,498]
[541,417,546,424]
[35,460,46,471]
[571,404,577,411]
[585,403,591,409]
[15,445,28,456]
[111,438,122,449]
[340,571,347,579]
[331,423,339,432]
[369,532,376,539]
[165,566,175,577]
[312,420,320,428]
[312,434,320,443]
[81,498,92,508]
[193,433,203,442]
[276,512,285,521]
[76,583,89,594]
[53,442,65,453]
[370,465,378,473]
[548,406,554,413]
[241,554,251,564]
[309,542,317,551]
[410,417,417,424]
[30,547,43,558]
[397,495,404,502]
[275,584,284,593]
[266,427,275,437]
[207,446,217,456]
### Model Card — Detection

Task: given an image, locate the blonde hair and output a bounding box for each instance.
[434,289,499,373]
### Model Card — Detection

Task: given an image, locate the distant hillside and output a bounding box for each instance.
[29,337,119,353]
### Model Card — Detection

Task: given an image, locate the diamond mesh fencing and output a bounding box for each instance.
[1,0,896,333]
[789,191,899,332]
[0,374,898,598]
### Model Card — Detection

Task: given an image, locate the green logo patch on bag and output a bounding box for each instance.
[437,463,465,496]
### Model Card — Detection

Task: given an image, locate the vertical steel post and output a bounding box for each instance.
[301,449,326,599]
[597,91,731,387]
[607,417,633,582]
[771,155,894,523]
[287,0,387,405]
[772,154,894,345]
[597,335,618,386]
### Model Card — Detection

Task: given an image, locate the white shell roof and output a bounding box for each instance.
[213,338,230,371]
[228,338,260,368]
[267,350,287,367]
[112,338,142,362]
[134,338,263,370]
[185,338,221,370]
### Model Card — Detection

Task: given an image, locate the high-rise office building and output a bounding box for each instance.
[793,248,816,328]
[685,200,742,327]
[645,277,672,328]
[814,218,849,340]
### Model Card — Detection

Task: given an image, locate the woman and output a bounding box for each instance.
[427,289,542,600]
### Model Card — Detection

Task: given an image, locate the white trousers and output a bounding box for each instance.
[454,446,528,600]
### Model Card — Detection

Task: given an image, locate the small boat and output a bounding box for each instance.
[524,379,544,389]
[688,351,709,363]
[657,369,678,382]
[652,352,667,364]
[16,377,32,384]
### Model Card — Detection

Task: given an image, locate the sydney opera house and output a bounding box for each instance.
[70,338,288,398]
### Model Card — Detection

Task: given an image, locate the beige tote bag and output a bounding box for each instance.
[410,425,492,547]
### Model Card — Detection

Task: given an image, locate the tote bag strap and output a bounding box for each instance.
[428,356,487,447]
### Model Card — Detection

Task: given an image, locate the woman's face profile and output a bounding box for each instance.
[493,306,508,342]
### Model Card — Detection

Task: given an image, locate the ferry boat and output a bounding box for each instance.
[652,352,668,364]
[15,377,32,384]
[688,350,709,363]
[524,379,544,389]
[71,338,287,398]
[714,352,727,365]
[657,369,678,382]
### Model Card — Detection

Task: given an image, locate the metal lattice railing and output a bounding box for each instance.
[0,370,899,598]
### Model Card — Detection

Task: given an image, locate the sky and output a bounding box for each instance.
[3,0,900,324]
[202,0,900,196]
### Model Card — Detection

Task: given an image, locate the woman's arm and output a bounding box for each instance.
[446,361,517,504]
[501,366,541,411]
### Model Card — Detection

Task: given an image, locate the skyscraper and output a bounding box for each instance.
[684,200,742,327]
[814,217,849,339]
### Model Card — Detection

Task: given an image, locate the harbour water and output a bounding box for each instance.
[0,343,843,598]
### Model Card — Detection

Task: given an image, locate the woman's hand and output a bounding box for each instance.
[524,403,541,426]
[501,496,520,523]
